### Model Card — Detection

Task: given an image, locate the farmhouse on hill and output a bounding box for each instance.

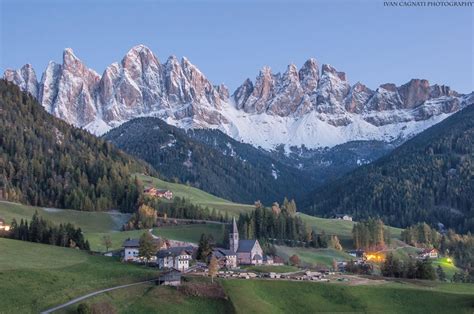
[332,214,353,221]
[144,187,173,200]
[418,248,439,259]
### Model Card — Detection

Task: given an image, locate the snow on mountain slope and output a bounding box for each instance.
[3,45,472,150]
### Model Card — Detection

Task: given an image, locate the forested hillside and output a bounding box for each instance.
[104,117,316,204]
[0,80,154,212]
[306,103,474,233]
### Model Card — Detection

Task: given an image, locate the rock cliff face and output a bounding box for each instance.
[4,45,472,150]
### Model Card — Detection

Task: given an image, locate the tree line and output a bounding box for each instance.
[5,212,90,250]
[307,105,474,234]
[237,199,307,243]
[381,253,436,280]
[0,80,154,213]
[352,218,391,250]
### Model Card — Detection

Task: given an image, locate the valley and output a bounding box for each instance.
[1,4,473,311]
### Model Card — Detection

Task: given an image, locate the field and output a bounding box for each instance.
[221,279,474,314]
[87,223,227,252]
[0,201,128,233]
[61,277,474,314]
[136,174,254,215]
[275,246,353,267]
[0,238,156,313]
[432,257,461,279]
[298,213,403,239]
[59,283,232,314]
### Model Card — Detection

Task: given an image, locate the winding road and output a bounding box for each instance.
[40,279,156,314]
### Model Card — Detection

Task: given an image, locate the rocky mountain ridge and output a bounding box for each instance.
[4,45,473,150]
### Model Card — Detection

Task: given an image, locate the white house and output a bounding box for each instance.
[418,248,439,259]
[123,239,141,262]
[212,248,237,269]
[122,237,164,262]
[157,246,193,271]
[333,214,353,221]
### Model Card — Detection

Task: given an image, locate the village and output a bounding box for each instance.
[118,207,443,287]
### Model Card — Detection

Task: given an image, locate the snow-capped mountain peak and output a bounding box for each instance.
[3,45,472,151]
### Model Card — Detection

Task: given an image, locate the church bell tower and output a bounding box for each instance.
[229,217,239,252]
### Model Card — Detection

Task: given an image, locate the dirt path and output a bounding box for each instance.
[40,280,156,314]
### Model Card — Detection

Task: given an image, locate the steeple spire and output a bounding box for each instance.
[232,217,238,234]
[230,217,239,253]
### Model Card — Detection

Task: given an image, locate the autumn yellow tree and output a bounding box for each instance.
[208,256,219,283]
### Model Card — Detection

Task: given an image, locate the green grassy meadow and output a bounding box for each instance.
[0,201,129,233]
[0,238,157,313]
[275,246,353,267]
[136,174,254,216]
[87,223,227,252]
[221,279,474,314]
[59,283,233,314]
[432,257,461,280]
[298,212,403,239]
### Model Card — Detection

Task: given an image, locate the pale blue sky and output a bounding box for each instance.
[1,0,473,93]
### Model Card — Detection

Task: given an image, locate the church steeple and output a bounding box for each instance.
[229,217,239,252]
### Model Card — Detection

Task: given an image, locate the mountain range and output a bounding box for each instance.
[5,45,473,151]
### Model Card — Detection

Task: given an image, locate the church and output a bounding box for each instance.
[212,217,263,268]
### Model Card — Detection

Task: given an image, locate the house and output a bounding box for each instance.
[144,187,173,200]
[272,256,285,266]
[157,246,193,271]
[212,248,237,269]
[0,218,9,231]
[418,248,439,259]
[122,237,164,262]
[157,270,182,286]
[346,249,365,259]
[333,214,353,221]
[228,217,264,265]
[263,255,273,265]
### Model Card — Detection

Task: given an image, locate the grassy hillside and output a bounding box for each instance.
[0,238,156,313]
[105,117,315,205]
[60,283,232,314]
[62,278,474,314]
[298,212,403,239]
[275,246,353,267]
[87,223,227,252]
[136,174,254,215]
[0,201,129,233]
[221,280,474,314]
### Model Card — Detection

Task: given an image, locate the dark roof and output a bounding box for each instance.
[213,248,236,258]
[159,270,181,282]
[157,246,193,258]
[263,255,273,261]
[237,239,257,253]
[122,237,162,248]
[253,254,262,260]
[122,239,140,247]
